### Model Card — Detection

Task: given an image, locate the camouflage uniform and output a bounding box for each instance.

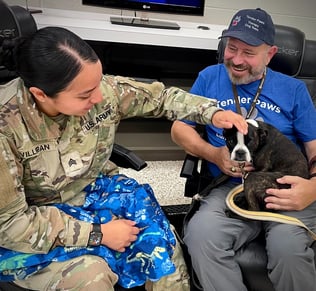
[0,75,219,290]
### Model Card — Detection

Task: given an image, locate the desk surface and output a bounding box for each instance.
[33,8,226,50]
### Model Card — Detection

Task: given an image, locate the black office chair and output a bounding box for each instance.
[180,25,316,291]
[0,2,147,290]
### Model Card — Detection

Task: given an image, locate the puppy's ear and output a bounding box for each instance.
[223,126,238,151]
[223,126,238,139]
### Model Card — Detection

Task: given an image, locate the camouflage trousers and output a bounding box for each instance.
[14,228,189,291]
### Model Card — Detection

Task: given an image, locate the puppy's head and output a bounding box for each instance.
[223,119,267,162]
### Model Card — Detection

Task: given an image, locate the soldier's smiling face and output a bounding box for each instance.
[33,60,103,117]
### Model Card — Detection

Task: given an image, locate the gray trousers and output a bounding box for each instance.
[184,182,316,291]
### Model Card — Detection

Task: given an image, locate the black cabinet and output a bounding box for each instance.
[86,40,217,89]
[86,40,217,160]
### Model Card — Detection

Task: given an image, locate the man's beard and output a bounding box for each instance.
[224,60,265,85]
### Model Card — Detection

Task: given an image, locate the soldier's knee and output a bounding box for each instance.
[49,255,118,290]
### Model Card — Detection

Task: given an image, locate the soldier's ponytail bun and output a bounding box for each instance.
[1,26,99,97]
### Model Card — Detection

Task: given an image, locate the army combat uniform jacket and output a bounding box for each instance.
[0,75,220,255]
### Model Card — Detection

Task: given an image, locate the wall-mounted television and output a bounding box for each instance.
[82,0,205,30]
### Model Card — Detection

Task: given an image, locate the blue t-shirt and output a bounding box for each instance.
[185,63,316,177]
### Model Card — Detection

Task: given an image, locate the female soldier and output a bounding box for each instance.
[0,26,246,290]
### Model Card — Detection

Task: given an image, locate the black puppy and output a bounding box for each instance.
[223,119,309,211]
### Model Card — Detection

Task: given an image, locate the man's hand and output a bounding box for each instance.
[265,176,316,211]
[101,219,140,252]
[212,110,248,134]
[213,146,253,177]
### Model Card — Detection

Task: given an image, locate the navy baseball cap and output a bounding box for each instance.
[221,8,275,46]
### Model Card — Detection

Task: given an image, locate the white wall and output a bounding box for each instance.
[6,0,316,40]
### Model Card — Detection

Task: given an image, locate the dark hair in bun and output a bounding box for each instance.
[0,26,99,97]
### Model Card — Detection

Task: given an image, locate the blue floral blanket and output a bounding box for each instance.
[0,174,176,288]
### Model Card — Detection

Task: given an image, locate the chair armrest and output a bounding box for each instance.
[180,153,218,197]
[110,143,147,171]
[180,154,199,178]
[180,124,207,179]
[180,153,205,197]
[179,125,215,197]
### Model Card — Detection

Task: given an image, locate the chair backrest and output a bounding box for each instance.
[0,0,37,83]
[217,24,316,104]
[297,38,316,103]
[269,25,305,77]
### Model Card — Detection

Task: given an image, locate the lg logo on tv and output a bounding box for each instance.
[143,5,151,9]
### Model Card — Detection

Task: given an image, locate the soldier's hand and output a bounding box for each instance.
[101,219,140,252]
[212,110,248,135]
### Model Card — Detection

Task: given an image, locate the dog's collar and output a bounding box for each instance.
[242,171,249,180]
[239,162,249,181]
[238,162,249,181]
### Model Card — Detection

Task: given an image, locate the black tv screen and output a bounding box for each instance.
[82,0,205,16]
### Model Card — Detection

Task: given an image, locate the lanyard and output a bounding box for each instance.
[231,68,266,118]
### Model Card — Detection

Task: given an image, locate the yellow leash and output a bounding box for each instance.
[226,184,316,240]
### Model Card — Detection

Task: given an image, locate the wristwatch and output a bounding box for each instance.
[88,223,103,246]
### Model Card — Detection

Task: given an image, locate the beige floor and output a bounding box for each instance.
[119,160,192,206]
